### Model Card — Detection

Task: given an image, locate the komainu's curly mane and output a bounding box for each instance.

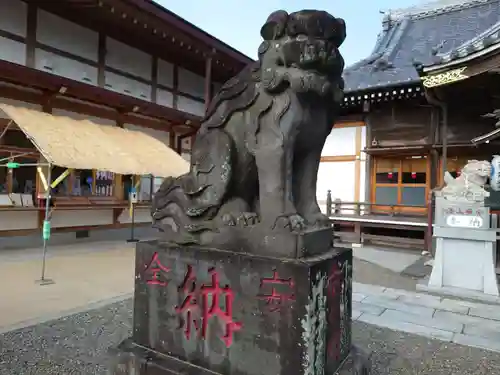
[202,62,261,131]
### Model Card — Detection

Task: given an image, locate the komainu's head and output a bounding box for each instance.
[258,10,346,99]
[462,160,491,182]
[201,9,346,132]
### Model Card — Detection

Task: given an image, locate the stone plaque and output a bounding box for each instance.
[435,197,490,230]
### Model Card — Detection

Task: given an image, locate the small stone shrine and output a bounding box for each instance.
[110,9,371,375]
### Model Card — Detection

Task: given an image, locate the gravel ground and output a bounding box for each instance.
[1,299,500,375]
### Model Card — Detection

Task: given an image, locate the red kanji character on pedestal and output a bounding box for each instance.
[175,265,200,340]
[144,252,171,286]
[201,268,242,347]
[176,266,243,348]
[257,269,295,312]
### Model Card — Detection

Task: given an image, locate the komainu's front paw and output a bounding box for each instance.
[237,212,259,226]
[272,213,306,231]
[222,212,259,227]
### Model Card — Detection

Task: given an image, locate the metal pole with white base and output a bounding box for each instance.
[37,163,55,286]
[127,189,139,243]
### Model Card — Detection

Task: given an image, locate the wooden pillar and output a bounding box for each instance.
[114,113,125,200]
[440,104,448,184]
[151,57,158,104]
[354,126,362,202]
[36,97,53,226]
[169,131,177,151]
[172,65,179,109]
[204,51,214,112]
[116,112,125,128]
[364,115,372,206]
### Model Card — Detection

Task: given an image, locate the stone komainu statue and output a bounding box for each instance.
[442,159,491,198]
[152,10,346,246]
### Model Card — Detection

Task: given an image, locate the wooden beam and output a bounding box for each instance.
[0,120,12,144]
[0,59,201,126]
[334,121,365,129]
[320,155,357,162]
[0,84,174,132]
[0,145,38,155]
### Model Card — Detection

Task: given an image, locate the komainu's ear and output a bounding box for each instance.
[260,10,289,41]
[331,17,346,48]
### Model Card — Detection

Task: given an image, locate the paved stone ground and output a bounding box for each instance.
[353,257,420,292]
[1,299,500,375]
[353,282,500,353]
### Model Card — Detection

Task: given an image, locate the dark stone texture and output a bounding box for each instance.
[151,9,346,255]
[110,240,354,375]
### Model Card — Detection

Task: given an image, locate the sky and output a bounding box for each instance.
[157,0,423,66]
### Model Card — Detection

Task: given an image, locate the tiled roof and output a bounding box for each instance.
[343,0,500,93]
[425,19,500,69]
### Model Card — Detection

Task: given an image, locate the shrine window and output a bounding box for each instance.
[372,156,429,211]
[375,158,398,184]
[400,157,427,206]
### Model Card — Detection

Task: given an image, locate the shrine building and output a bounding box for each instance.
[321,0,500,250]
[0,0,251,243]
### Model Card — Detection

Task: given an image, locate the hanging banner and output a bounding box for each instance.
[491,155,500,191]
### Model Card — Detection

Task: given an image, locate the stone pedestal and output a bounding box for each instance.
[428,229,499,296]
[110,240,354,375]
[429,197,499,296]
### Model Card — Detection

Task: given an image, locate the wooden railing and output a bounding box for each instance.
[324,190,434,251]
[324,190,427,217]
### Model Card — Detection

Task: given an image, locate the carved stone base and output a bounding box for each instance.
[168,224,333,258]
[110,341,372,375]
[109,240,355,375]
